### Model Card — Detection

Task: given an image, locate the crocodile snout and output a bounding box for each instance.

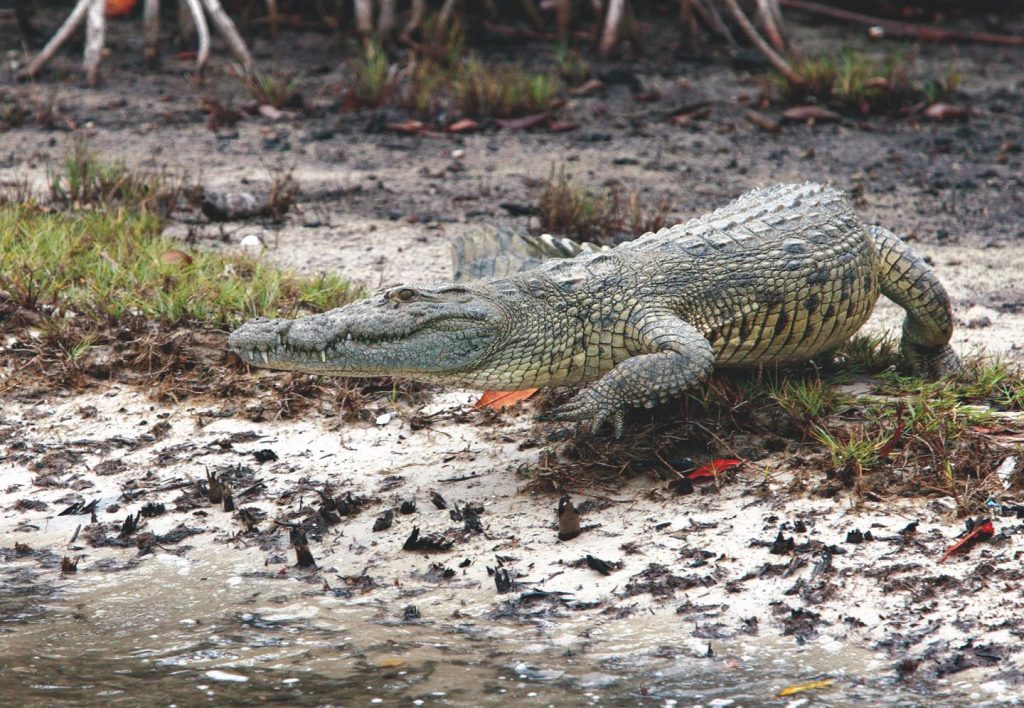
[228,317,293,354]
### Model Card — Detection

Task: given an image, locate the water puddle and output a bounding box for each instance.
[0,549,1008,706]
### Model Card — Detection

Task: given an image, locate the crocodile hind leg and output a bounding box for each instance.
[869,225,962,378]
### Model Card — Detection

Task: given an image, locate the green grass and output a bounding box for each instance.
[239,69,303,109]
[352,40,394,107]
[812,422,885,471]
[0,204,353,328]
[554,44,591,86]
[768,375,845,423]
[774,47,960,115]
[453,56,561,118]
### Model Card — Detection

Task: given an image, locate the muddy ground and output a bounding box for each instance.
[2,5,1024,703]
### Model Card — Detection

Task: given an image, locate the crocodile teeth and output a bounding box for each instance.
[261,350,269,364]
[346,333,353,342]
[320,350,326,363]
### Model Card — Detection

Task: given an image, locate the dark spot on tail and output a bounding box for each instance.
[774,310,789,336]
[739,317,753,340]
[805,294,820,312]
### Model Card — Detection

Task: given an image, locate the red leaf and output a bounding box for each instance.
[473,388,539,410]
[878,404,905,461]
[688,458,741,480]
[939,519,995,563]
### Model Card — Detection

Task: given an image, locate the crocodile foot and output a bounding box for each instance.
[537,390,628,438]
[904,343,963,379]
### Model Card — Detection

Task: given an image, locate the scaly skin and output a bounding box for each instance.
[229,182,962,435]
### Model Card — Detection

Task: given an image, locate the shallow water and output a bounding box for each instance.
[0,549,1008,707]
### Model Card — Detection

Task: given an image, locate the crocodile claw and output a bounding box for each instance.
[537,391,627,438]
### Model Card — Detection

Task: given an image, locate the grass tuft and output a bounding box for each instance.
[554,44,592,86]
[239,69,303,109]
[0,91,30,131]
[351,40,395,107]
[831,333,902,374]
[537,167,671,244]
[453,56,560,118]
[410,12,465,67]
[49,139,181,216]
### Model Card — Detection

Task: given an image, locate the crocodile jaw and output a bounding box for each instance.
[228,287,504,382]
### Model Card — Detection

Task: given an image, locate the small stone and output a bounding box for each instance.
[240,234,263,254]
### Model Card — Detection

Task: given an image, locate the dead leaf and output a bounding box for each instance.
[633,90,661,103]
[494,113,549,131]
[778,678,835,697]
[923,102,968,121]
[386,120,426,135]
[568,78,604,97]
[447,118,479,133]
[545,120,579,132]
[160,250,193,266]
[473,388,539,410]
[781,105,841,123]
[669,102,712,125]
[745,110,780,133]
[258,104,292,121]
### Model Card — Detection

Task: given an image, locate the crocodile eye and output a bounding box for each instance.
[392,287,418,302]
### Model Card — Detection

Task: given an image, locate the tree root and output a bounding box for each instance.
[19,0,255,84]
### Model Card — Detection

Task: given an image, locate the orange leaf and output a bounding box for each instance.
[688,458,741,480]
[106,0,137,18]
[473,388,539,410]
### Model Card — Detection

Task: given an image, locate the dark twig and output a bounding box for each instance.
[780,0,1024,47]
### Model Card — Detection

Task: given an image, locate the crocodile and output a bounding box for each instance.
[229,182,961,435]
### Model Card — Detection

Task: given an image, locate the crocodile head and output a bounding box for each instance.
[228,282,519,386]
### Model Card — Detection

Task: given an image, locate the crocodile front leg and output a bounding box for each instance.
[540,313,715,436]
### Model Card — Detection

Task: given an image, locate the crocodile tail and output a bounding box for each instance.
[451,227,606,282]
